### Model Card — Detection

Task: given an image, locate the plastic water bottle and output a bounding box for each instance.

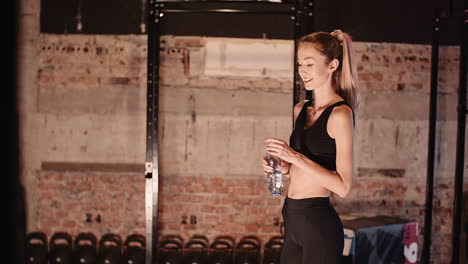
[266,153,283,195]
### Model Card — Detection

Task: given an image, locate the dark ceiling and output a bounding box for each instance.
[40,0,463,45]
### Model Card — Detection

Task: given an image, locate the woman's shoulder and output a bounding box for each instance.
[294,100,309,111]
[328,103,354,136]
[330,103,353,120]
[333,102,353,112]
[293,100,309,125]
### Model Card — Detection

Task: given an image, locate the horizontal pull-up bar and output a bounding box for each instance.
[152,1,296,15]
[153,8,295,14]
[153,0,295,5]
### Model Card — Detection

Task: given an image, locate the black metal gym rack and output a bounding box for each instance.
[145,1,313,263]
[451,1,467,262]
[421,9,441,264]
[422,1,467,263]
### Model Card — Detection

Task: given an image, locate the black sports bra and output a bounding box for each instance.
[289,100,354,171]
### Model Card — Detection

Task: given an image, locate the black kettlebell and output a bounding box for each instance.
[262,236,283,264]
[208,235,235,264]
[72,232,97,264]
[234,236,260,264]
[157,235,184,264]
[96,233,122,264]
[25,232,48,264]
[183,235,209,264]
[49,232,73,264]
[122,234,145,264]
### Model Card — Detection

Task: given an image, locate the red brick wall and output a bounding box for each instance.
[36,170,283,244]
[36,169,468,263]
[27,34,466,264]
[36,171,145,237]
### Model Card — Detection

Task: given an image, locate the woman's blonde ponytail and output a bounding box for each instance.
[331,30,360,111]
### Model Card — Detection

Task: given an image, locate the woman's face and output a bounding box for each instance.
[297,43,336,91]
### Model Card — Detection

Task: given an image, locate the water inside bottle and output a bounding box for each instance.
[266,153,283,195]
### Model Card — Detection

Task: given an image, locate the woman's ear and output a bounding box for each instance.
[329,59,339,73]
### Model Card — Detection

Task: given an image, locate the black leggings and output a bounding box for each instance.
[280,196,344,264]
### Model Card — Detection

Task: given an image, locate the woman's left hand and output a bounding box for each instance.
[264,137,298,164]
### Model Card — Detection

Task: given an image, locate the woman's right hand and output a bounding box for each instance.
[262,156,274,175]
[262,156,291,176]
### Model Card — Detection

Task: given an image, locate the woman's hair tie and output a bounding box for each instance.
[330,29,345,45]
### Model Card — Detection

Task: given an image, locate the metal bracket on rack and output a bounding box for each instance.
[145,162,153,178]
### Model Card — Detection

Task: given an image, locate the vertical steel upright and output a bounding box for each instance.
[422,9,441,264]
[293,0,315,107]
[451,1,468,262]
[146,1,161,263]
[141,0,148,34]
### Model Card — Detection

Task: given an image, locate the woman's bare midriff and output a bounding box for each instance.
[286,163,332,199]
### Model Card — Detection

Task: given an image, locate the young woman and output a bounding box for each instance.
[263,30,360,264]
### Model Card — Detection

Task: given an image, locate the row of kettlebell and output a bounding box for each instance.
[25,232,144,264]
[158,235,283,264]
[26,232,283,264]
